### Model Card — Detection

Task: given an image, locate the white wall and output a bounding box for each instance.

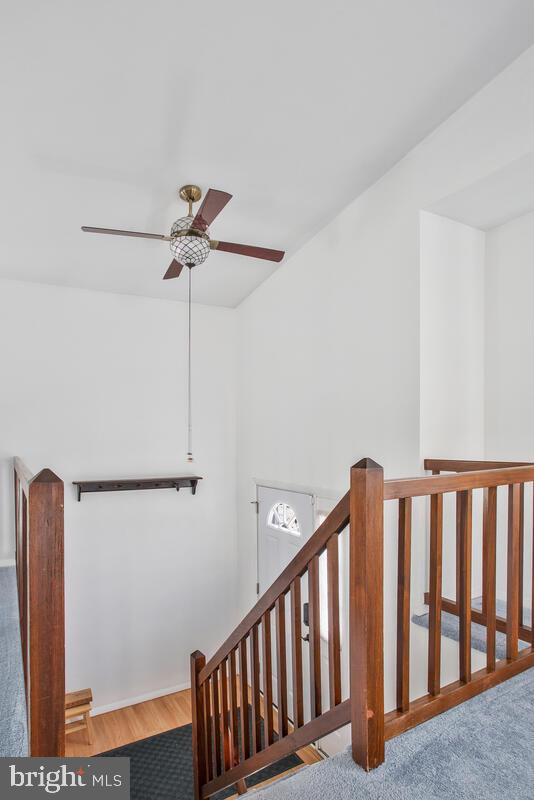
[485,209,534,459]
[420,211,486,460]
[420,212,486,600]
[485,209,534,604]
[235,46,534,712]
[0,279,238,713]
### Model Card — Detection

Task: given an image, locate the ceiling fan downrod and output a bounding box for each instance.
[179,183,202,218]
[187,265,193,463]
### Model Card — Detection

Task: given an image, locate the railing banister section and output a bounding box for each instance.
[385,457,534,741]
[192,455,534,795]
[349,458,385,770]
[192,484,351,797]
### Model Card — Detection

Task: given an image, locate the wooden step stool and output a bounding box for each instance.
[65,688,93,744]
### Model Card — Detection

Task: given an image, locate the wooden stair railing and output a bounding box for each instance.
[14,457,65,756]
[384,459,534,739]
[421,459,534,654]
[192,456,534,798]
[191,458,384,799]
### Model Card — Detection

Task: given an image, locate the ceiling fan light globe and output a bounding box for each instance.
[169,215,210,267]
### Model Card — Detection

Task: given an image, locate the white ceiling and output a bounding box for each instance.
[2,1,534,307]
[429,149,534,231]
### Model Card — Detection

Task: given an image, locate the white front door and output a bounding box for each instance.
[257,486,314,725]
[257,486,314,595]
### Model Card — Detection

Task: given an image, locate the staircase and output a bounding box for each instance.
[191,457,534,799]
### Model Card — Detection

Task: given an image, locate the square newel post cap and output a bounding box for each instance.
[351,457,383,472]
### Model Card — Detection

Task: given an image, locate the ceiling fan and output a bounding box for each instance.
[82,184,284,465]
[81,184,285,279]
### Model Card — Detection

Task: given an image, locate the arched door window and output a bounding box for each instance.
[267,502,301,537]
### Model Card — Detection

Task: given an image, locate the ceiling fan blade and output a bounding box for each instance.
[211,240,284,263]
[163,260,184,280]
[191,189,232,232]
[82,226,170,241]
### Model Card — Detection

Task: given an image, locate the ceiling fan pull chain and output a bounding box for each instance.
[187,266,193,463]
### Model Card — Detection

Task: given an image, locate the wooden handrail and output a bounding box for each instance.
[424,458,534,473]
[13,457,65,757]
[202,700,351,798]
[198,491,349,684]
[384,464,534,500]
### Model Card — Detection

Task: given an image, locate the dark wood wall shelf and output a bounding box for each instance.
[72,476,202,501]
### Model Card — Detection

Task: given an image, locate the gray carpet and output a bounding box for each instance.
[250,665,534,800]
[0,565,28,756]
[412,597,531,660]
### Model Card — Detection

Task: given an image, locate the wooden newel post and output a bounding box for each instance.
[191,650,207,800]
[28,468,65,757]
[349,458,385,770]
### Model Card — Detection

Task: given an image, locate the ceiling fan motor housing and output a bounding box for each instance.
[169,215,211,268]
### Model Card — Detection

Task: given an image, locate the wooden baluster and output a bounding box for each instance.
[456,493,461,607]
[211,667,222,776]
[507,484,521,660]
[518,483,525,627]
[190,651,207,800]
[275,594,288,737]
[397,497,411,712]
[327,535,342,708]
[483,487,497,671]
[261,610,274,746]
[458,489,472,683]
[308,556,322,718]
[290,577,304,728]
[238,638,251,760]
[229,649,239,766]
[428,493,443,696]
[203,678,213,780]
[250,624,262,754]
[349,458,385,771]
[219,659,231,772]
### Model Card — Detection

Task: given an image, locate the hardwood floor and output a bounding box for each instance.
[66,688,323,784]
[66,689,193,756]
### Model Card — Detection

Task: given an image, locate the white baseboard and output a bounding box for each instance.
[0,558,15,567]
[91,681,190,717]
